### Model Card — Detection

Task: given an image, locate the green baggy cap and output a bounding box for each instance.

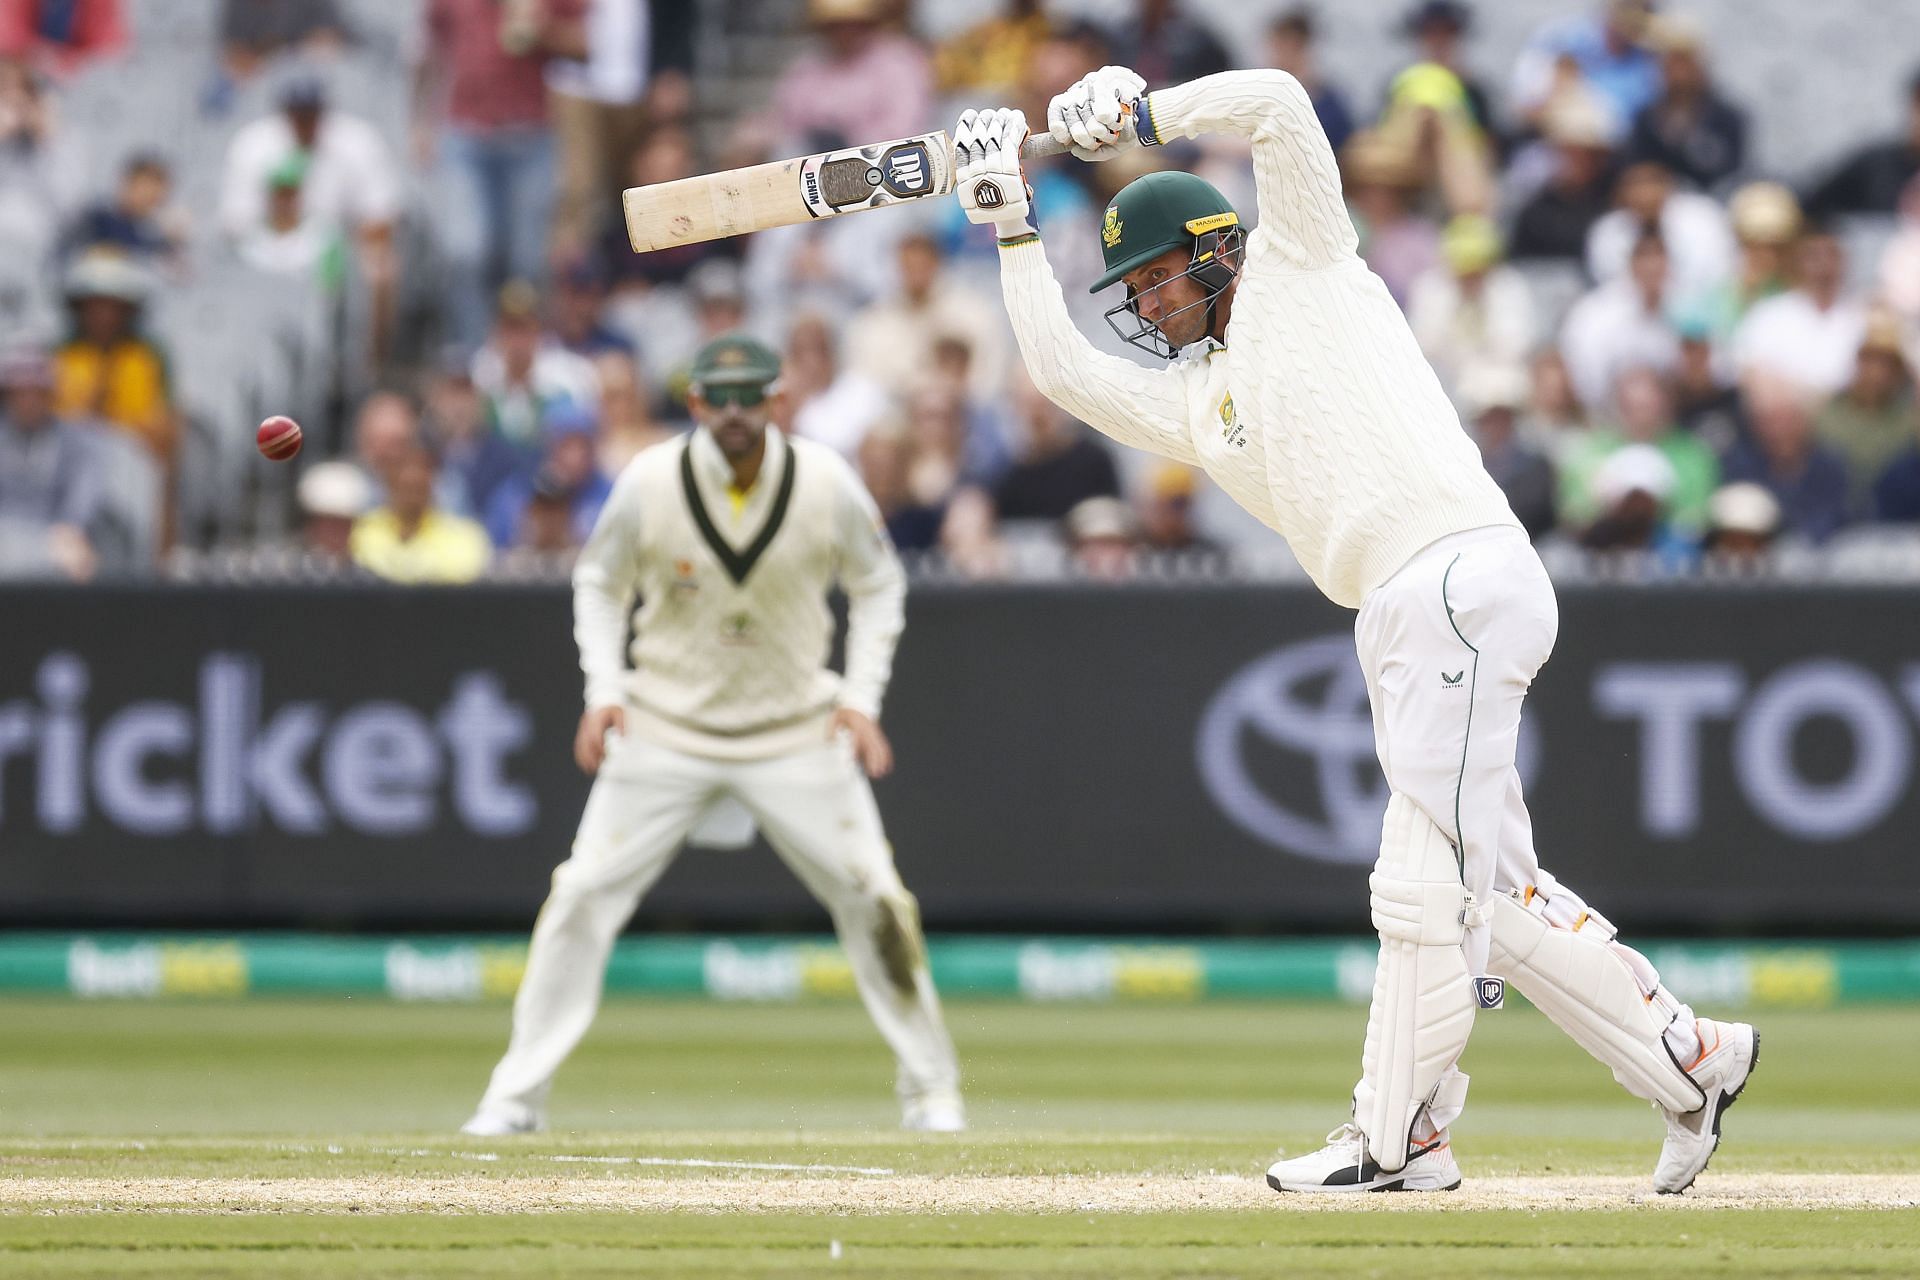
[691,333,782,388]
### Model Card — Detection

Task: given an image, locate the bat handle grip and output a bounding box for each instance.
[1018,98,1146,160]
[1020,131,1070,160]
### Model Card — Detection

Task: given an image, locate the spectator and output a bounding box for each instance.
[350,442,491,583]
[858,420,945,553]
[417,0,587,347]
[296,459,371,566]
[1408,214,1538,393]
[1458,362,1556,540]
[1343,132,1436,307]
[1396,1,1497,148]
[219,75,399,347]
[1873,415,1920,522]
[995,376,1121,522]
[637,257,758,401]
[934,0,1051,98]
[1625,15,1747,193]
[546,0,676,258]
[1511,0,1662,130]
[65,153,184,270]
[1701,481,1782,566]
[234,153,340,280]
[1670,311,1739,447]
[1723,373,1853,543]
[593,351,675,475]
[1816,314,1916,511]
[770,0,930,155]
[900,385,968,513]
[1528,347,1590,448]
[52,251,171,459]
[783,312,890,460]
[1587,161,1735,303]
[1509,92,1620,262]
[0,57,86,272]
[219,74,398,254]
[1376,13,1498,215]
[1560,365,1719,530]
[1877,173,1920,322]
[351,390,440,505]
[471,281,600,451]
[926,336,1014,486]
[1804,69,1920,219]
[0,347,99,581]
[938,485,1008,579]
[1732,225,1867,397]
[209,0,345,109]
[845,232,1007,403]
[1136,463,1224,561]
[551,259,634,360]
[1064,495,1139,580]
[485,402,610,549]
[1579,442,1696,566]
[1560,231,1680,410]
[1687,180,1800,340]
[1106,0,1232,87]
[0,0,125,80]
[421,351,524,517]
[1268,8,1353,155]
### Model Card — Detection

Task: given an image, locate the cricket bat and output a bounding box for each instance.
[624,129,1072,254]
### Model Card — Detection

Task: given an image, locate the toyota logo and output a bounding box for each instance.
[1196,636,1540,865]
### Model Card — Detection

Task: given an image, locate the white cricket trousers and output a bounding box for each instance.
[1355,526,1701,1110]
[476,731,961,1121]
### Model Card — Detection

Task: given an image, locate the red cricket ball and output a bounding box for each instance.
[256,415,303,461]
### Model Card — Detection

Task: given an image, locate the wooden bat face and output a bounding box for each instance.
[622,126,1071,254]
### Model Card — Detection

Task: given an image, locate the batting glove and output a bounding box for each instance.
[1048,65,1148,162]
[954,107,1036,238]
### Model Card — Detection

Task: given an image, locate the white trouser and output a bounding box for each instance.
[1351,526,1701,1136]
[477,732,961,1120]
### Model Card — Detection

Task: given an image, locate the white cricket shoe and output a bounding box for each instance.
[1266,1122,1462,1194]
[459,1104,545,1137]
[1653,1019,1758,1194]
[901,1088,966,1133]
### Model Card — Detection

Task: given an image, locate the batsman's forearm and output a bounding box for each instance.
[996,237,1200,466]
[1144,70,1357,270]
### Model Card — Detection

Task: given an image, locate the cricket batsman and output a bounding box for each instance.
[462,335,964,1136]
[952,68,1756,1193]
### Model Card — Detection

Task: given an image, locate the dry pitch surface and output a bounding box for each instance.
[0,997,1915,1276]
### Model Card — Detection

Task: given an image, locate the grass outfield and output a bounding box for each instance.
[0,996,1915,1277]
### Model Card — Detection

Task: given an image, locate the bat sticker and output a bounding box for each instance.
[881,143,933,197]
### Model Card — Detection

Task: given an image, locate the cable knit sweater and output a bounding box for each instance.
[997,70,1519,608]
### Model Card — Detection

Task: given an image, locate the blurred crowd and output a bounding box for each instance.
[6,0,1920,585]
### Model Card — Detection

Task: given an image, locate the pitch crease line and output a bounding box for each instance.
[334,1146,897,1176]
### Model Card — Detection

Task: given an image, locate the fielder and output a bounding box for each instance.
[953,68,1756,1193]
[462,335,964,1137]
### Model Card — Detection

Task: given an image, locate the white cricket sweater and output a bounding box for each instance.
[998,70,1519,609]
[572,427,905,760]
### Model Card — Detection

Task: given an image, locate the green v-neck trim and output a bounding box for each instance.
[679,437,796,585]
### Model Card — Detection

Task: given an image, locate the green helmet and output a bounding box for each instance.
[1092,170,1241,293]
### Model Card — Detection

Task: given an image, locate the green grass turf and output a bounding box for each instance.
[0,996,1915,1277]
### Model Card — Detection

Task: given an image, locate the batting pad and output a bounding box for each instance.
[1487,889,1707,1113]
[1354,795,1477,1172]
